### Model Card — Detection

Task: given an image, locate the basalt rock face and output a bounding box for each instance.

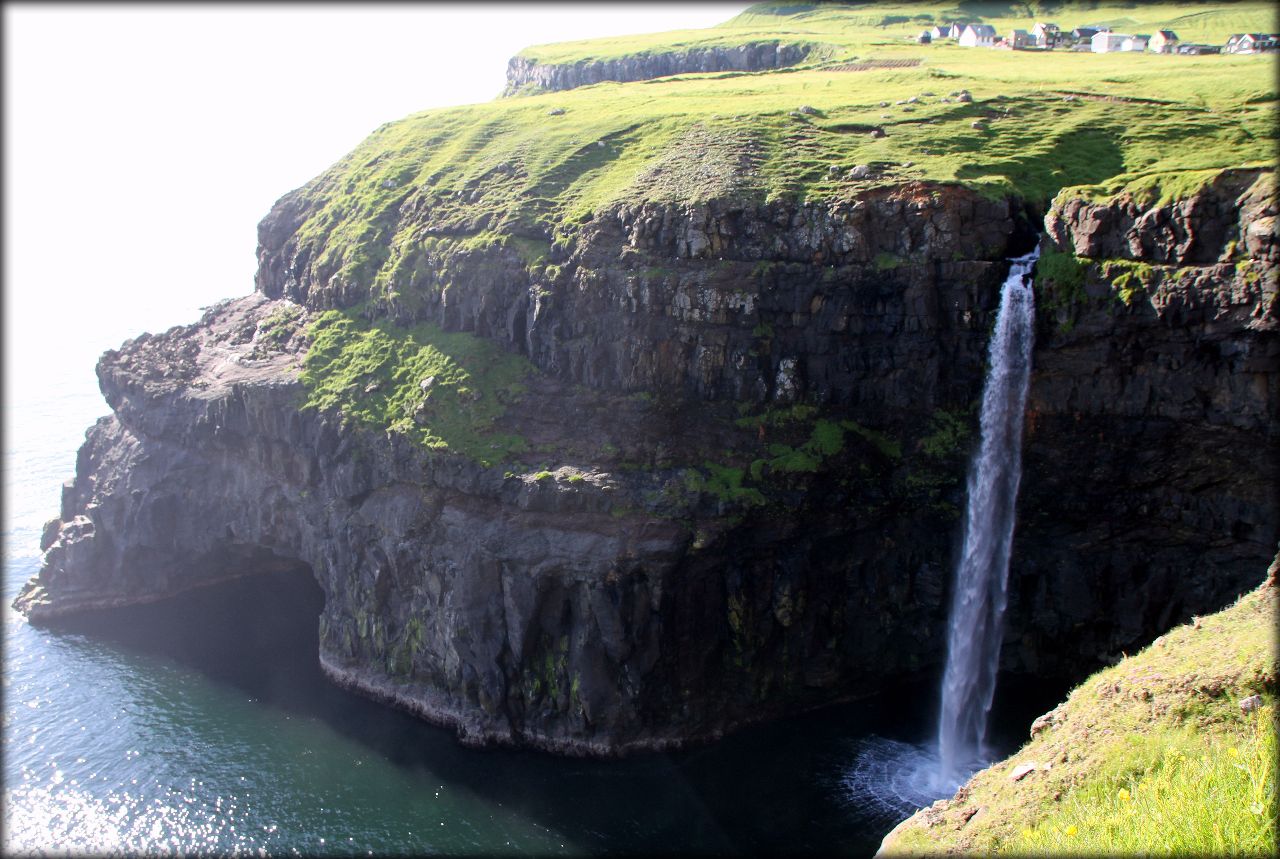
[1005,168,1278,676]
[504,41,816,95]
[257,182,1035,407]
[16,169,1278,756]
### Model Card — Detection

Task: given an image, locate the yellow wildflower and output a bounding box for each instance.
[1227,747,1239,758]
[1118,787,1131,802]
[1065,825,1078,837]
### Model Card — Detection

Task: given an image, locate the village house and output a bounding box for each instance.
[1091,31,1128,53]
[1009,29,1035,49]
[1070,27,1101,46]
[1149,30,1179,53]
[948,22,966,40]
[1121,34,1150,52]
[1032,22,1061,48]
[1177,43,1221,55]
[959,24,996,48]
[930,25,949,40]
[1225,33,1280,53]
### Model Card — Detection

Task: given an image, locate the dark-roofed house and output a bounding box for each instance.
[1177,43,1221,55]
[1150,30,1179,52]
[1032,22,1061,48]
[930,25,949,40]
[1226,33,1279,53]
[948,22,967,39]
[1009,29,1035,49]
[1070,27,1100,45]
[959,24,996,47]
[1225,33,1259,52]
[1122,34,1150,52]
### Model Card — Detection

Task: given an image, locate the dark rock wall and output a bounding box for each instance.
[19,169,1278,756]
[1009,169,1278,674]
[504,41,815,95]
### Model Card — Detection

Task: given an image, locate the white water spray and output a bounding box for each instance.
[841,249,1040,818]
[935,248,1039,787]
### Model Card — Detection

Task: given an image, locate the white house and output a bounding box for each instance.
[1149,30,1179,53]
[959,24,996,47]
[1092,31,1128,53]
[1121,34,1150,51]
[930,25,949,40]
[948,22,967,39]
[1032,22,1061,47]
[1225,33,1280,53]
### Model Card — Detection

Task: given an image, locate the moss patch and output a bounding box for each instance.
[300,308,532,465]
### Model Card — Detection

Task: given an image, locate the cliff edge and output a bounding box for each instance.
[13,3,1279,756]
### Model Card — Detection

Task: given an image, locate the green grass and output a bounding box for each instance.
[1012,706,1276,854]
[269,3,1276,308]
[299,308,532,465]
[519,2,1278,67]
[881,572,1279,856]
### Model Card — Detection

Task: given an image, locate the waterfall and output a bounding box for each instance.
[935,248,1039,787]
[839,249,1041,819]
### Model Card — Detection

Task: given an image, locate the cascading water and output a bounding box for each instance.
[935,246,1038,788]
[841,248,1040,819]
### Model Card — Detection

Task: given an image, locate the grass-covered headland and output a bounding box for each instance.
[285,1,1276,471]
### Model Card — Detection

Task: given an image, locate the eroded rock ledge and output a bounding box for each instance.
[15,171,1278,756]
[504,41,817,95]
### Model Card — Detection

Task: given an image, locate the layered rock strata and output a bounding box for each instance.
[16,170,1278,755]
[504,41,816,95]
[1009,168,1278,672]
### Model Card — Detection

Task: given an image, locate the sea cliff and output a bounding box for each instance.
[14,3,1279,757]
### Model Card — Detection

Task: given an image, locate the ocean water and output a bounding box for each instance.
[1,336,1061,857]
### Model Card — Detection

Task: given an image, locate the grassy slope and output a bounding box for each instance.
[285,2,1275,462]
[880,561,1278,856]
[517,1,1278,65]
[288,1,1275,290]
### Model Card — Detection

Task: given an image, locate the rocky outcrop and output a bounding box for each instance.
[258,182,1037,405]
[16,167,1278,756]
[504,41,817,95]
[14,292,981,755]
[1007,169,1278,674]
[1045,168,1277,265]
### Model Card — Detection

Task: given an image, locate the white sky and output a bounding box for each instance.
[2,2,747,393]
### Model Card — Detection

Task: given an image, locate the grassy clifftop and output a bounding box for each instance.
[516,1,1276,65]
[275,2,1275,296]
[880,556,1278,855]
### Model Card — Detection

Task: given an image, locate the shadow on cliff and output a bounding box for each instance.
[44,565,1067,856]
